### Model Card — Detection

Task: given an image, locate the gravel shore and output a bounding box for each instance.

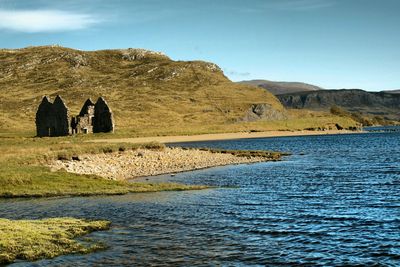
[51,147,278,180]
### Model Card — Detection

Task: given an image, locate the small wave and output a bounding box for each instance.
[246,229,327,238]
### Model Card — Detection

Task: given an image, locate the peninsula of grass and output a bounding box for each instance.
[0,217,110,264]
[193,147,290,160]
[0,136,207,198]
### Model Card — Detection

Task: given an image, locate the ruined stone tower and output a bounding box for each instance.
[36,95,114,137]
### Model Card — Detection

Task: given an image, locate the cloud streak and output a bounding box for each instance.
[0,9,100,33]
[267,0,335,11]
[224,69,251,77]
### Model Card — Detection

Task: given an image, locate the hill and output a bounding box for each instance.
[277,89,400,124]
[0,46,359,136]
[239,79,322,95]
[0,46,290,136]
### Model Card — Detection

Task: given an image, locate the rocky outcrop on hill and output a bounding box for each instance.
[277,89,400,121]
[120,48,169,61]
[242,104,287,122]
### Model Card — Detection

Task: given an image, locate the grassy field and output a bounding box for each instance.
[0,110,359,139]
[0,137,207,198]
[0,104,358,198]
[0,217,110,264]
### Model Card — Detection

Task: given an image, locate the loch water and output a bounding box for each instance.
[1,130,400,266]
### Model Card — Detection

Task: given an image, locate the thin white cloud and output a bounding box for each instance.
[269,0,335,11]
[224,69,251,77]
[226,0,335,14]
[0,9,100,33]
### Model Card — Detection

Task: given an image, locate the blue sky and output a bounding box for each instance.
[0,0,399,91]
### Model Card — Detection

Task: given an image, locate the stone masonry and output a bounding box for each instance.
[36,96,114,137]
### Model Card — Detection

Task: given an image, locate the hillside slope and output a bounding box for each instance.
[277,89,400,122]
[239,79,322,95]
[0,46,287,136]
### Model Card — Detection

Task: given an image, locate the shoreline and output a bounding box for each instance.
[51,147,282,180]
[89,129,363,144]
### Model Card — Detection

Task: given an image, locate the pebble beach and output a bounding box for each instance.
[51,147,279,180]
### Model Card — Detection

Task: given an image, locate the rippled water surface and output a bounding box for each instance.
[1,131,400,266]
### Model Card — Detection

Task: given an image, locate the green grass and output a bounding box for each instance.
[0,217,110,264]
[189,147,288,160]
[0,165,207,198]
[0,136,207,198]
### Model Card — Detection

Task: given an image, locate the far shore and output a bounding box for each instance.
[89,129,363,144]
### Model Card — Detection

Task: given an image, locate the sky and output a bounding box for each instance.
[0,0,399,91]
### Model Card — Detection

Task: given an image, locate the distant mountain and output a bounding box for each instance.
[277,89,400,123]
[239,79,322,95]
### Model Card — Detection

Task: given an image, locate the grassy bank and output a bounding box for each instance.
[0,137,207,198]
[0,217,110,264]
[193,147,288,160]
[0,110,359,139]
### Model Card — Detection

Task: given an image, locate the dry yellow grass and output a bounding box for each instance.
[0,46,285,136]
[0,46,359,137]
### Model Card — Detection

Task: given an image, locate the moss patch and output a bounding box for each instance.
[0,217,110,264]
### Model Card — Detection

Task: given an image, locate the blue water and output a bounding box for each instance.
[1,131,400,266]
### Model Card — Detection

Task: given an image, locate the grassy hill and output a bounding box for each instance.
[239,79,322,95]
[0,46,358,136]
[0,46,289,136]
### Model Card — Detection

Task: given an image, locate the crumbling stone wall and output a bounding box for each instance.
[36,96,114,137]
[35,95,70,137]
[36,96,55,137]
[71,99,95,134]
[93,97,114,133]
[52,95,70,136]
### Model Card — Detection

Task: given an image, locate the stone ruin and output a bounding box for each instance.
[36,95,114,137]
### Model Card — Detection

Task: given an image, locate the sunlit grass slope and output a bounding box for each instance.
[0,46,286,136]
